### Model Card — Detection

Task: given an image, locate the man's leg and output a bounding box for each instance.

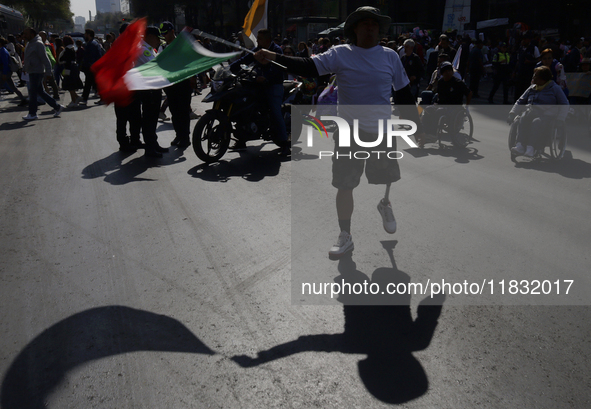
[26,74,41,116]
[336,189,354,233]
[140,90,164,156]
[489,75,501,102]
[128,96,142,147]
[267,83,288,145]
[114,103,132,151]
[165,81,192,147]
[81,70,93,102]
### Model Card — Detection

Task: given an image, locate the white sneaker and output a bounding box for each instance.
[328,231,354,258]
[377,199,397,234]
[524,145,535,157]
[22,113,38,121]
[53,104,65,117]
[511,142,525,155]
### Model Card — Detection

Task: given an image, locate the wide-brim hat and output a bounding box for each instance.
[344,6,391,39]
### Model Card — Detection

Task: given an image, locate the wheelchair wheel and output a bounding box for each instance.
[508,118,519,162]
[549,125,567,160]
[436,115,447,148]
[456,109,474,141]
[451,110,471,148]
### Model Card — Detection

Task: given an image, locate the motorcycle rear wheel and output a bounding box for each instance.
[192,111,232,163]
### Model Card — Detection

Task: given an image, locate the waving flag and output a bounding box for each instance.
[242,0,267,48]
[123,31,240,91]
[92,18,146,106]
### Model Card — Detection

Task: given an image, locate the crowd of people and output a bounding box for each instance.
[0,6,588,258]
[0,24,216,157]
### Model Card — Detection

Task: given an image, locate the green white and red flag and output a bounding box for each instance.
[92,18,146,106]
[123,31,240,91]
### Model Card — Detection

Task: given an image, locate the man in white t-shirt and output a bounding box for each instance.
[255,6,423,259]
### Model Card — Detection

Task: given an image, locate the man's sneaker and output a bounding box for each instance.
[66,101,78,108]
[377,199,397,234]
[159,112,169,121]
[328,231,354,259]
[524,145,535,157]
[53,104,65,117]
[511,142,525,155]
[190,111,201,120]
[75,96,85,105]
[22,113,38,121]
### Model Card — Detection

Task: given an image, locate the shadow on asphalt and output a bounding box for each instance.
[232,241,445,404]
[81,148,187,185]
[404,143,485,164]
[0,306,214,409]
[513,150,591,179]
[187,144,291,182]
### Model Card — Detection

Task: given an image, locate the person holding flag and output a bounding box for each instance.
[230,28,287,152]
[253,6,424,258]
[159,21,193,150]
[136,26,169,158]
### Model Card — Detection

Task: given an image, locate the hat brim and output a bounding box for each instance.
[344,10,391,39]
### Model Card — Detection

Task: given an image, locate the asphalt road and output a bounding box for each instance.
[1,87,590,408]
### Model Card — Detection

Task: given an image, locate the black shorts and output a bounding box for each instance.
[331,128,401,190]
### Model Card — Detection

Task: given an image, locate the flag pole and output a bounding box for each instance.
[191,29,286,69]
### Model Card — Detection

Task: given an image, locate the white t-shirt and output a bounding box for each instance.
[312,44,410,106]
[312,44,410,132]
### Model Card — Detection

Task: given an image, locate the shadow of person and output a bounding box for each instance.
[231,241,445,404]
[515,151,591,179]
[81,151,136,180]
[187,145,284,182]
[1,305,214,409]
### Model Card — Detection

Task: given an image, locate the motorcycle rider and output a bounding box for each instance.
[230,29,288,153]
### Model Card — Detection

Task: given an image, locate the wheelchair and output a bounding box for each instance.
[420,105,474,148]
[508,113,567,162]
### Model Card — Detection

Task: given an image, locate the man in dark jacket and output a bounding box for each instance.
[230,28,286,150]
[79,29,103,105]
[401,39,424,101]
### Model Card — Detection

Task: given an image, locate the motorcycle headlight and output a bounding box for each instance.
[212,80,224,92]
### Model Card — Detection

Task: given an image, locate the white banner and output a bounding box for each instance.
[442,0,471,33]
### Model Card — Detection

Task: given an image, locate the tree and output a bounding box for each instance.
[7,0,74,30]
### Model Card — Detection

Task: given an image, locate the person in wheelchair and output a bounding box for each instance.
[420,62,472,146]
[420,54,462,105]
[509,66,569,157]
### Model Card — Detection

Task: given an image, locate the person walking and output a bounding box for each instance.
[58,35,84,108]
[78,29,103,105]
[254,6,423,258]
[20,27,64,121]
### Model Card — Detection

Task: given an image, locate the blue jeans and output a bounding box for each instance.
[266,83,287,143]
[28,73,59,115]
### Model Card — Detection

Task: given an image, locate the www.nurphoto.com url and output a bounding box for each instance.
[302,279,575,299]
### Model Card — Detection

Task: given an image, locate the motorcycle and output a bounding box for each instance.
[192,65,302,163]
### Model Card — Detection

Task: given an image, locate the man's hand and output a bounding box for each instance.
[254,49,276,64]
[44,72,53,79]
[255,76,266,84]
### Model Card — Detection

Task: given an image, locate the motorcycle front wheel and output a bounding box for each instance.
[192,111,232,163]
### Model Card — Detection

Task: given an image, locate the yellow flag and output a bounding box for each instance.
[242,0,267,48]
